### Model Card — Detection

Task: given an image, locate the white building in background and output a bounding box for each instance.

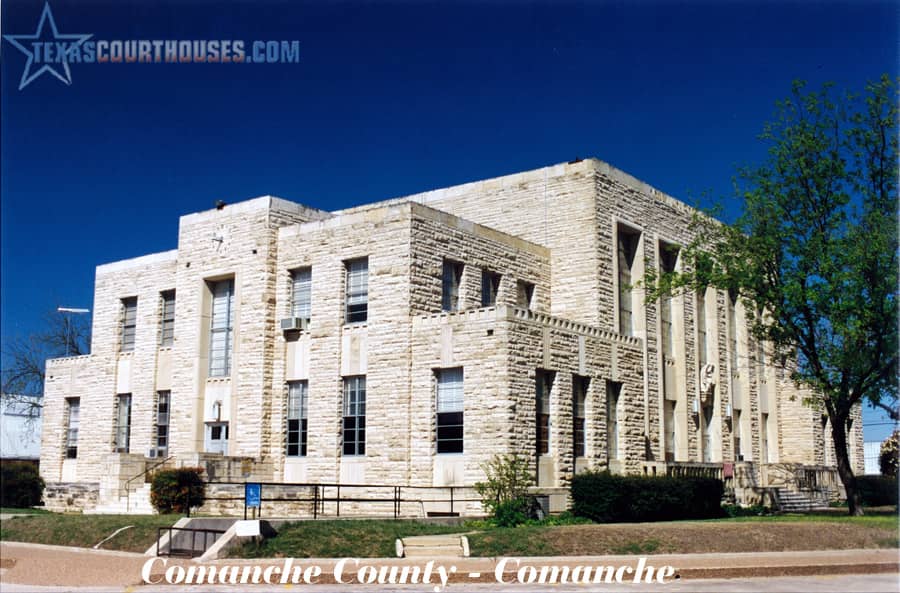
[863,441,882,475]
[0,396,42,461]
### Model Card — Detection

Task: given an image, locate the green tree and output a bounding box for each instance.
[647,76,897,516]
[879,430,899,477]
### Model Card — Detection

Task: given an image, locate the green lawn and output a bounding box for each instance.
[0,507,51,515]
[0,513,181,552]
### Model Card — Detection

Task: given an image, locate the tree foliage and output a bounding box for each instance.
[474,453,534,519]
[645,75,898,516]
[880,430,899,477]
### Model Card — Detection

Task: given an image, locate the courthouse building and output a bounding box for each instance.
[40,159,863,514]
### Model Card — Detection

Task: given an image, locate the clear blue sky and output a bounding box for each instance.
[2,0,897,442]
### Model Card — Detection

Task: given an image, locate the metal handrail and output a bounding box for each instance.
[125,455,173,512]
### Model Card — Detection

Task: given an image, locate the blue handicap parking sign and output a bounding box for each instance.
[245,482,261,508]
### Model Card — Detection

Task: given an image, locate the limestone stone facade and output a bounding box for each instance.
[40,159,863,514]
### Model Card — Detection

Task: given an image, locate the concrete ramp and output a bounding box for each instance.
[396,534,469,558]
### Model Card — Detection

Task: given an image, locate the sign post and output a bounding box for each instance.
[244,482,261,520]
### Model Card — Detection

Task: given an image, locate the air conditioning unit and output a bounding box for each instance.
[147,448,159,459]
[280,317,309,331]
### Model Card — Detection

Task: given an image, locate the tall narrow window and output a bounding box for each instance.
[728,289,739,373]
[286,381,308,457]
[516,281,535,309]
[291,268,312,319]
[536,371,554,455]
[760,413,769,463]
[65,398,80,459]
[659,242,678,358]
[481,270,501,307]
[436,368,464,453]
[573,376,589,458]
[156,391,170,457]
[345,259,369,323]
[442,260,464,312]
[696,289,708,367]
[121,297,137,352]
[114,394,132,453]
[606,381,621,460]
[702,405,714,462]
[208,279,235,377]
[664,400,676,462]
[160,291,175,347]
[733,409,743,461]
[617,226,640,336]
[342,376,366,455]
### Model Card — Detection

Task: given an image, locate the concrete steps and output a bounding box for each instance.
[777,488,829,512]
[396,534,470,558]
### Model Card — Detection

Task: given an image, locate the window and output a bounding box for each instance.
[208,279,235,377]
[728,288,739,373]
[481,270,501,307]
[702,404,714,463]
[573,376,589,458]
[757,339,767,368]
[156,391,170,457]
[733,409,743,461]
[760,413,769,463]
[664,400,676,462]
[442,260,464,312]
[65,398,80,459]
[345,259,369,323]
[121,297,137,352]
[696,289,708,367]
[342,376,366,455]
[536,370,554,455]
[516,281,535,309]
[114,394,132,453]
[286,381,308,456]
[617,226,640,336]
[606,381,621,460]
[160,291,175,347]
[659,243,678,358]
[291,268,312,319]
[436,368,464,453]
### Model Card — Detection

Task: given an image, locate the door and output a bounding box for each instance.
[205,422,229,455]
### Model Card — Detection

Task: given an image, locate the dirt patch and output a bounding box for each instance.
[539,522,897,555]
[0,557,16,569]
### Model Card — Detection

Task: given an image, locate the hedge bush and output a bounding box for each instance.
[150,467,206,514]
[856,475,898,507]
[0,461,44,508]
[571,471,725,522]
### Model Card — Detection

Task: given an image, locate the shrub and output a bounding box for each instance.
[879,431,899,477]
[0,461,44,508]
[571,471,725,523]
[474,453,534,514]
[150,467,206,514]
[492,497,532,527]
[856,475,898,507]
[722,503,771,517]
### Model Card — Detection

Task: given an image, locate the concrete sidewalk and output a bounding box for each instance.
[1,541,897,588]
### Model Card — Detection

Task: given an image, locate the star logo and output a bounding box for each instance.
[3,3,92,90]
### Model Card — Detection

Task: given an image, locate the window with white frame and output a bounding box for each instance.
[291,268,312,319]
[481,270,501,307]
[728,288,739,373]
[121,297,137,352]
[65,398,80,459]
[286,381,308,456]
[114,394,132,453]
[573,375,589,458]
[208,279,235,377]
[160,291,175,347]
[606,381,621,460]
[156,391,170,457]
[436,368,464,453]
[442,260,464,312]
[536,370,554,455]
[342,376,366,455]
[345,259,369,323]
